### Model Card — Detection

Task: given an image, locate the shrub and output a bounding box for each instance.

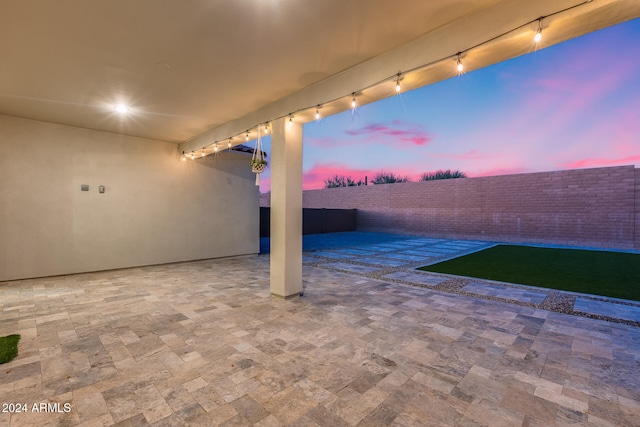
[371,171,410,184]
[324,175,364,188]
[420,169,467,181]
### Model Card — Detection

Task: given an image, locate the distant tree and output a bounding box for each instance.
[324,175,364,188]
[420,169,467,181]
[371,171,410,184]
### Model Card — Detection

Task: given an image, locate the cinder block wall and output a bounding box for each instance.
[260,166,639,250]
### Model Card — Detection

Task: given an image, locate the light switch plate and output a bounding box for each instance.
[81,185,89,191]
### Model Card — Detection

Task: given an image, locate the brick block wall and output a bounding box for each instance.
[260,166,639,250]
[636,169,640,250]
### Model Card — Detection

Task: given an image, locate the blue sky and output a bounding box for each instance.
[258,18,640,192]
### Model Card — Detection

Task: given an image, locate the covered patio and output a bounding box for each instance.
[2,1,640,425]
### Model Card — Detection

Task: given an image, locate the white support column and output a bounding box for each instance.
[270,117,303,298]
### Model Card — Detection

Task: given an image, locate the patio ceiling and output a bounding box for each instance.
[1,0,638,149]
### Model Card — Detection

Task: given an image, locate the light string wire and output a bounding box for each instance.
[187,0,591,159]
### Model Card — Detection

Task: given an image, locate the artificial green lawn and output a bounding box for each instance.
[418,245,640,302]
[0,334,20,364]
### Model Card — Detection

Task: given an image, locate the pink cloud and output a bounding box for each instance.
[476,45,639,154]
[300,163,427,190]
[305,121,433,149]
[345,121,433,146]
[259,176,271,193]
[302,163,379,190]
[259,160,427,193]
[560,155,640,169]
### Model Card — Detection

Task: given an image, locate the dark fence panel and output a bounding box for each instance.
[260,207,271,237]
[260,207,356,237]
[322,208,357,233]
[303,209,324,235]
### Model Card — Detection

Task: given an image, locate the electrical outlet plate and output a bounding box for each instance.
[81,185,89,191]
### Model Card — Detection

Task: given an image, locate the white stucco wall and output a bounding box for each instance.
[0,115,259,281]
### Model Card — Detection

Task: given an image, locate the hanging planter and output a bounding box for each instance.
[251,127,268,186]
[251,159,267,174]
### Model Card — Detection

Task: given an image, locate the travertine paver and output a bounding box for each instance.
[0,234,640,426]
[375,253,432,262]
[574,297,640,323]
[308,251,356,259]
[382,271,450,287]
[357,257,409,267]
[370,243,413,250]
[461,282,548,305]
[399,250,450,257]
[1,253,639,426]
[321,262,382,274]
[331,249,379,256]
[302,255,323,264]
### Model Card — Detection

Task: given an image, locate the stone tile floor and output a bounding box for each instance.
[0,234,639,426]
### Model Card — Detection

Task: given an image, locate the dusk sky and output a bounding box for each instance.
[257,18,640,193]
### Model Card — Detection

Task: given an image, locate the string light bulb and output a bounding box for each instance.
[214,144,218,152]
[190,151,195,160]
[228,139,232,149]
[201,149,205,158]
[181,151,186,161]
[287,115,293,127]
[176,5,585,151]
[534,19,543,43]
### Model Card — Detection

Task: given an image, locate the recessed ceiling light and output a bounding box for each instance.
[114,104,130,114]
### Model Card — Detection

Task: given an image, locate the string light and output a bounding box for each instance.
[181,151,186,161]
[534,18,543,43]
[214,144,218,152]
[228,139,232,149]
[201,149,205,158]
[179,2,590,154]
[190,151,195,160]
[114,104,130,114]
